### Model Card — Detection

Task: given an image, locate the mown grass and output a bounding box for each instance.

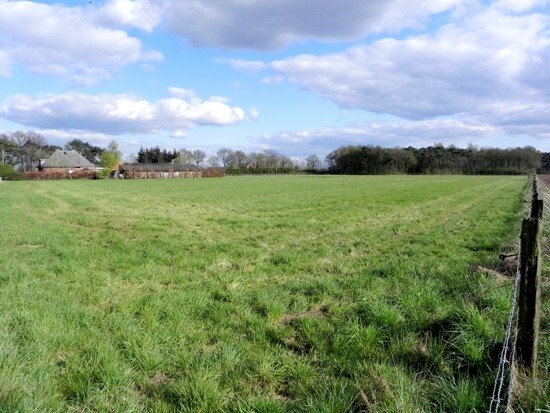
[0,175,542,412]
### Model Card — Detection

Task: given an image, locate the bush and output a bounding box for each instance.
[23,169,98,180]
[95,169,113,179]
[202,168,225,178]
[0,164,21,180]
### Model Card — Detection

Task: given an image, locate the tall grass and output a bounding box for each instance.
[0,175,539,412]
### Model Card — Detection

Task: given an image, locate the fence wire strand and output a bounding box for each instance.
[488,175,543,413]
[488,246,521,413]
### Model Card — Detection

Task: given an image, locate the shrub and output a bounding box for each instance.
[0,164,21,180]
[23,169,98,180]
[95,169,113,179]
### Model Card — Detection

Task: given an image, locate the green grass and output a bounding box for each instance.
[0,175,543,412]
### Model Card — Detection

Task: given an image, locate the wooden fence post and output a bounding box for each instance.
[531,177,543,219]
[516,212,542,375]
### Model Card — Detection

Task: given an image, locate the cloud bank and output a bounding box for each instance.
[257,118,500,155]
[266,4,549,119]
[160,0,468,50]
[0,0,549,156]
[0,1,162,85]
[0,89,246,136]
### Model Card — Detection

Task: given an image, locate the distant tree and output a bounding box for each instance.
[233,150,247,173]
[326,144,541,175]
[248,152,266,172]
[191,149,206,168]
[0,131,56,171]
[305,154,320,170]
[11,131,31,147]
[207,155,220,167]
[217,148,235,169]
[137,146,147,163]
[125,152,138,163]
[65,139,103,164]
[100,140,122,169]
[137,146,178,163]
[278,154,293,172]
[263,149,280,173]
[174,149,193,165]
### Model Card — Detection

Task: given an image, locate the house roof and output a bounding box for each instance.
[41,150,96,168]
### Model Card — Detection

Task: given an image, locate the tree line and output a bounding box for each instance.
[325,144,541,175]
[136,146,301,174]
[137,144,542,176]
[0,130,544,179]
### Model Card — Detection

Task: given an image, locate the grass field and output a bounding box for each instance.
[0,175,546,412]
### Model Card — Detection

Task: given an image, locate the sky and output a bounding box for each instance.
[0,0,549,161]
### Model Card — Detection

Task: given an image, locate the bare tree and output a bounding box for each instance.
[233,150,247,173]
[306,154,320,170]
[279,154,293,171]
[2,131,53,171]
[263,149,280,173]
[217,147,235,169]
[207,155,220,167]
[247,152,267,172]
[191,149,206,168]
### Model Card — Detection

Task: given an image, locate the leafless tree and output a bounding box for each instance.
[263,149,280,173]
[207,155,220,167]
[306,154,320,170]
[191,149,206,168]
[217,147,235,169]
[233,150,247,173]
[1,131,53,171]
[279,154,293,171]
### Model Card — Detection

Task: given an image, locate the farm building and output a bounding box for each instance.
[119,163,224,179]
[39,150,97,172]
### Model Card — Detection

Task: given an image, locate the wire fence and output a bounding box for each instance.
[488,175,545,413]
[488,245,521,413]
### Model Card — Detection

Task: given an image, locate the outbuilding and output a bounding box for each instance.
[39,149,97,172]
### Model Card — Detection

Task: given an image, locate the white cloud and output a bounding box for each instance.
[261,118,498,148]
[221,59,269,74]
[33,128,112,149]
[0,1,162,85]
[373,0,467,33]
[467,100,550,140]
[92,0,162,32]
[262,3,550,131]
[261,75,285,85]
[249,107,260,119]
[493,0,548,13]
[168,87,200,102]
[170,130,187,139]
[159,0,465,50]
[0,90,246,135]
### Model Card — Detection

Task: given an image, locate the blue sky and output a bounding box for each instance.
[1,0,549,162]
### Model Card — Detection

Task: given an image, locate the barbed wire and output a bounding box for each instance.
[488,175,544,413]
[488,244,521,413]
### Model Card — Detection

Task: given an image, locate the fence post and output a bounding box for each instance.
[516,200,542,375]
[531,177,543,219]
